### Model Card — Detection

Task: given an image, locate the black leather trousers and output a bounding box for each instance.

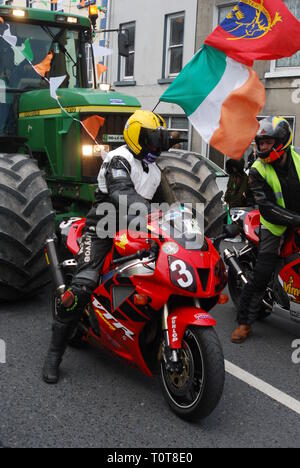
[237,227,282,325]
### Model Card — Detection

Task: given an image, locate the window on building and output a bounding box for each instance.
[264,0,300,77]
[164,13,185,78]
[163,115,189,151]
[119,22,135,81]
[217,2,237,24]
[275,0,300,68]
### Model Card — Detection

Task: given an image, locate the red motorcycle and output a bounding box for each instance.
[224,208,300,324]
[45,205,228,421]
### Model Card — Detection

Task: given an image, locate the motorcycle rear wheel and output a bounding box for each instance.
[160,326,225,421]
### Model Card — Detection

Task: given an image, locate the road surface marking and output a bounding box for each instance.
[225,360,300,416]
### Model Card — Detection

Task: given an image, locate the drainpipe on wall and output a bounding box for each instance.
[104,0,112,84]
[188,122,192,152]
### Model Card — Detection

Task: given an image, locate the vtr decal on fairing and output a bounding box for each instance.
[92,298,135,341]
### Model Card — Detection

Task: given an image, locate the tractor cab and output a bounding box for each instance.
[0,7,91,136]
[0,6,140,220]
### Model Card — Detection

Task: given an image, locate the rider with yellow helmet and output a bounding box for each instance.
[43,110,170,384]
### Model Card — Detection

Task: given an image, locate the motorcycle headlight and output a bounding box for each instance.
[168,256,197,293]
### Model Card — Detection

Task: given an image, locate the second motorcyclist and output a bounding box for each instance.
[231,116,300,343]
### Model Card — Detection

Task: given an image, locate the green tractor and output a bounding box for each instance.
[0,5,225,301]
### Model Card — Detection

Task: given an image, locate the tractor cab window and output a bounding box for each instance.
[0,21,88,91]
[47,28,81,89]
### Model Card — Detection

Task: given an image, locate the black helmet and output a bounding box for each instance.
[225,158,245,175]
[255,116,293,164]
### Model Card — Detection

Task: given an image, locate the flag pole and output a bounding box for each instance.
[152,100,160,113]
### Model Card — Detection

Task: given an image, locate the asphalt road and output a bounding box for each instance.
[0,262,300,448]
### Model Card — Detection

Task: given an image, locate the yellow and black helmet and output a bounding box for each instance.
[123,110,169,159]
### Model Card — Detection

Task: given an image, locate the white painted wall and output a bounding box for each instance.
[105,0,198,114]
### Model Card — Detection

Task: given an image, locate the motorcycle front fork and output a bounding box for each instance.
[162,304,179,370]
[161,299,200,373]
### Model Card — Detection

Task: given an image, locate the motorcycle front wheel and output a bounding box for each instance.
[160,326,225,421]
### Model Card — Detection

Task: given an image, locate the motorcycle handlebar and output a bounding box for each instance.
[45,238,66,295]
[112,243,159,266]
[223,248,248,285]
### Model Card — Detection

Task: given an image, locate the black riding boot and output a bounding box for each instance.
[42,320,75,384]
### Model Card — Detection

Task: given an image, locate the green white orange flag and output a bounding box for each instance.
[160,45,265,159]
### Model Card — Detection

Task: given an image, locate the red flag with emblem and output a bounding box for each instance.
[205,0,300,66]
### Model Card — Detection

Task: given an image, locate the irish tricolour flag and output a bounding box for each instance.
[160,45,266,159]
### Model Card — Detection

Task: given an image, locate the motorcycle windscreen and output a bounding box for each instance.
[158,204,205,251]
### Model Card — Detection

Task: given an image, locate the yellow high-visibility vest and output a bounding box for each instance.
[252,147,300,236]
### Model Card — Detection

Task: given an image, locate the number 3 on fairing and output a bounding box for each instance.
[170,259,194,288]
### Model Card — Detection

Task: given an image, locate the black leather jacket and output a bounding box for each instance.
[249,147,300,228]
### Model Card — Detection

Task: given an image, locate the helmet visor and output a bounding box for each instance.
[139,127,170,156]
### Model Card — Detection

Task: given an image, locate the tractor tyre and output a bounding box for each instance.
[0,153,55,301]
[156,150,226,237]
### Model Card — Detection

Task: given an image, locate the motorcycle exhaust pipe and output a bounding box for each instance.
[223,248,248,285]
[44,238,66,296]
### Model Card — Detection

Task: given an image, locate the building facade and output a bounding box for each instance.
[104,0,198,149]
